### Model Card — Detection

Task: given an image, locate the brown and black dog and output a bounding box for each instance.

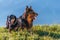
[6,6,38,32]
[18,6,38,32]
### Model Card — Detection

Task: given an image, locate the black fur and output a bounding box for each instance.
[6,15,19,32]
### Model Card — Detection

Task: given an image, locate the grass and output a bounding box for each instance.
[0,24,60,40]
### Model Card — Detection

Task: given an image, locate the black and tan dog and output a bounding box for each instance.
[18,6,38,32]
[6,6,38,32]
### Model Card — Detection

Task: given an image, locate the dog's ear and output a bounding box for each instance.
[30,6,33,11]
[26,6,28,8]
[30,6,32,9]
[26,6,28,10]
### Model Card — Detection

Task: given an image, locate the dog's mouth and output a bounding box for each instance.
[34,16,37,20]
[33,14,38,20]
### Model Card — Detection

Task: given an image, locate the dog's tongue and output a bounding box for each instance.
[34,17,36,20]
[35,17,37,19]
[34,15,37,20]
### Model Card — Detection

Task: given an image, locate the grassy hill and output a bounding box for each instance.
[0,24,60,40]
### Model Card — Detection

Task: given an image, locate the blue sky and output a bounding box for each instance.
[0,0,60,26]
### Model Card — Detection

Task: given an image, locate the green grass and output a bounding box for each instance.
[0,24,60,40]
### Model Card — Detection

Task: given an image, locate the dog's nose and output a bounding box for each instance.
[35,13,38,16]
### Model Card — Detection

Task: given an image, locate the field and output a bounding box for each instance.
[0,24,60,40]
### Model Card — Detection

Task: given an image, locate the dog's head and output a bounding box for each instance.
[10,15,17,24]
[26,6,38,21]
[27,11,38,20]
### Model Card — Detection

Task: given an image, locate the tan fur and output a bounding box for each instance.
[27,13,34,24]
